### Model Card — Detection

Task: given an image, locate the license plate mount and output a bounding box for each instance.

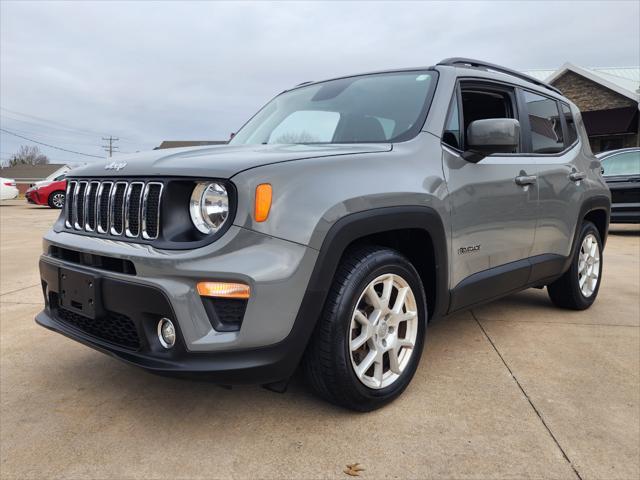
[59,268,99,319]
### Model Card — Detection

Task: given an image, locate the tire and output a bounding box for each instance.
[48,190,66,209]
[303,245,427,411]
[547,221,603,310]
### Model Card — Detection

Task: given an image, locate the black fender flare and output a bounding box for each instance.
[271,206,449,378]
[561,194,611,274]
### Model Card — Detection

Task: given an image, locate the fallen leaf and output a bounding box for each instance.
[344,463,365,477]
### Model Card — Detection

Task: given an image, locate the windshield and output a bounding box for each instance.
[230,71,437,145]
[601,151,640,176]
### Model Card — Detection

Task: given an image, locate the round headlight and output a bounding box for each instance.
[189,182,229,234]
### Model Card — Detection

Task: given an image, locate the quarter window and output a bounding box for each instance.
[442,96,461,149]
[561,104,578,146]
[523,91,564,154]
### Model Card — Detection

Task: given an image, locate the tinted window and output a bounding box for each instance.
[601,151,640,176]
[561,104,578,146]
[523,91,563,153]
[231,71,437,145]
[442,96,461,149]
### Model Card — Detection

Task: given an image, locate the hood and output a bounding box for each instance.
[69,143,392,179]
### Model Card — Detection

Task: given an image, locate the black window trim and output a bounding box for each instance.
[441,77,523,156]
[440,75,580,158]
[517,85,580,156]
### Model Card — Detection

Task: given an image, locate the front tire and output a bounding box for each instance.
[303,246,427,411]
[547,221,603,310]
[48,191,65,209]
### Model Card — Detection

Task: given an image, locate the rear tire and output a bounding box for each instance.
[48,190,65,209]
[547,221,603,310]
[303,245,427,411]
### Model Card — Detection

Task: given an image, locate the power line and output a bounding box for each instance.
[0,113,102,142]
[0,128,105,159]
[0,107,132,141]
[102,136,119,157]
[0,121,104,148]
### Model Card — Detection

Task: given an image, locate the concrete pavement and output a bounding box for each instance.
[1,199,638,479]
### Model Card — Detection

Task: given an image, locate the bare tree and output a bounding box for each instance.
[9,145,50,166]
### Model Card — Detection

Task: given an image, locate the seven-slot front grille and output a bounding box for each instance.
[65,180,163,240]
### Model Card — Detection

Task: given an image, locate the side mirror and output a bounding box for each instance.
[464,118,520,162]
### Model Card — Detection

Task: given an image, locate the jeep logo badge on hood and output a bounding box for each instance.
[105,161,127,171]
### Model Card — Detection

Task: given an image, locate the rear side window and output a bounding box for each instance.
[561,104,578,146]
[523,91,564,154]
[601,151,640,176]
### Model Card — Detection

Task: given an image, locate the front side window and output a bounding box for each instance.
[523,91,564,154]
[459,84,518,152]
[562,104,578,146]
[601,151,640,176]
[230,71,437,145]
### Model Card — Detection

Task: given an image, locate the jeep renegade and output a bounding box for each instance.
[36,58,611,411]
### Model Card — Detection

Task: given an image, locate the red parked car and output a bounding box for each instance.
[25,177,67,209]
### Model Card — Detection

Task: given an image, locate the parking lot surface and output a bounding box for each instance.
[1,199,638,479]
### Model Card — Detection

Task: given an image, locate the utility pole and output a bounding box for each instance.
[102,136,119,157]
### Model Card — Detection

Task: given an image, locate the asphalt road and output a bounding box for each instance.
[1,199,638,479]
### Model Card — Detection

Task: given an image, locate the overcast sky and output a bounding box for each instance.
[1,0,639,165]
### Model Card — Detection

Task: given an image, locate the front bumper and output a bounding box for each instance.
[36,225,319,383]
[25,189,42,205]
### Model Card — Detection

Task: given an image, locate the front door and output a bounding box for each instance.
[441,81,538,311]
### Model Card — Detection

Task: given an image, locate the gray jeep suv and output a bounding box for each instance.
[36,58,610,411]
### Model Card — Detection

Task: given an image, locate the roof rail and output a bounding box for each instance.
[437,57,563,95]
[295,81,314,87]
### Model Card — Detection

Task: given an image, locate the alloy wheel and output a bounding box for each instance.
[348,273,419,389]
[52,193,65,208]
[578,233,600,297]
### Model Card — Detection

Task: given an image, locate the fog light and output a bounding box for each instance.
[158,318,176,349]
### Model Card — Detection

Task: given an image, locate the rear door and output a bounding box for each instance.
[441,80,538,311]
[524,95,584,277]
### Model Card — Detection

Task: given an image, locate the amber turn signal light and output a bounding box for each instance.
[255,183,272,222]
[197,282,250,299]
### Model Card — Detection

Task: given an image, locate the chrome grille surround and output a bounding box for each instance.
[63,179,163,242]
[109,182,128,236]
[124,182,144,238]
[141,182,163,240]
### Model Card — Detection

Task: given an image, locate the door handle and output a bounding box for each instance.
[569,171,586,182]
[515,175,537,186]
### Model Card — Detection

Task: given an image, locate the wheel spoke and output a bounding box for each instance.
[355,350,377,379]
[388,348,401,375]
[578,259,586,273]
[397,338,415,349]
[365,284,383,310]
[353,310,370,327]
[390,310,417,327]
[381,275,394,310]
[392,287,409,314]
[373,356,384,386]
[350,331,370,351]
